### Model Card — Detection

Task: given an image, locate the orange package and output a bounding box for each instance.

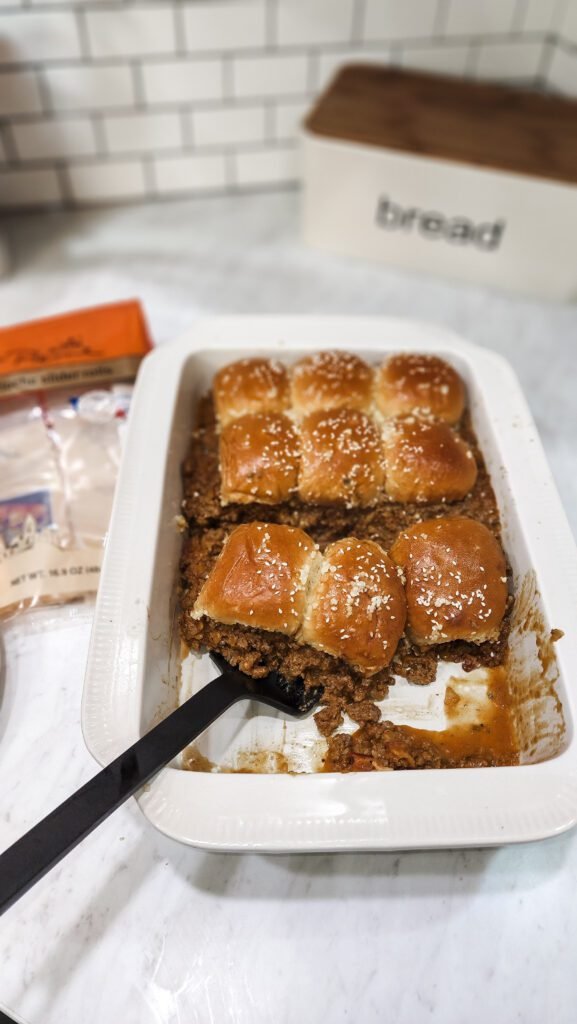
[0,300,150,397]
[0,301,152,617]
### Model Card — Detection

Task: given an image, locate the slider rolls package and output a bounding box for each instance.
[0,300,152,617]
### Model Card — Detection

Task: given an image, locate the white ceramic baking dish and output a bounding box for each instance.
[82,317,577,851]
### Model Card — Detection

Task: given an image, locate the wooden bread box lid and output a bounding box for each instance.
[305,66,577,186]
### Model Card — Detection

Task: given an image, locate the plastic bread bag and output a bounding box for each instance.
[0,302,151,619]
[44,384,133,548]
[0,393,70,547]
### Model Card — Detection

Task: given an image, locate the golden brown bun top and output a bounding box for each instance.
[383,417,477,504]
[375,353,465,424]
[302,538,406,674]
[291,350,373,417]
[213,357,290,425]
[193,522,318,636]
[219,413,300,506]
[389,516,508,645]
[298,408,385,506]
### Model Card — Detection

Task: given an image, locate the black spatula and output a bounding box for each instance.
[0,654,323,917]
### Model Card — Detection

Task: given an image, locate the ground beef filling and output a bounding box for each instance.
[326,723,446,771]
[325,717,518,771]
[179,398,512,772]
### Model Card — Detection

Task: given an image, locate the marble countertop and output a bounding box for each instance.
[1,190,576,1024]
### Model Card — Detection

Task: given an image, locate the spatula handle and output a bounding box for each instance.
[0,672,246,917]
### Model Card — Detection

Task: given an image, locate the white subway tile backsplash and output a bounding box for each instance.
[316,47,390,89]
[12,116,96,160]
[445,0,518,37]
[44,65,135,112]
[0,70,43,116]
[0,0,573,209]
[191,104,266,146]
[0,12,81,64]
[363,0,438,42]
[277,0,355,46]
[400,44,470,75]
[273,98,311,140]
[548,45,577,94]
[142,58,223,105]
[103,111,182,155]
[233,54,309,98]
[235,144,298,185]
[68,159,147,203]
[183,2,266,53]
[475,41,544,80]
[153,152,227,194]
[0,167,61,207]
[85,7,176,59]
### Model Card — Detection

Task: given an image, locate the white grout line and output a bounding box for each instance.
[131,60,146,109]
[0,122,19,167]
[538,35,557,83]
[433,0,451,38]
[0,31,554,72]
[36,66,53,117]
[181,107,194,149]
[222,53,234,102]
[266,0,279,50]
[92,112,107,158]
[512,0,529,35]
[350,0,367,45]
[3,139,300,174]
[467,40,481,76]
[75,7,91,62]
[141,153,156,195]
[307,50,320,93]
[264,99,276,143]
[56,162,73,204]
[174,2,186,57]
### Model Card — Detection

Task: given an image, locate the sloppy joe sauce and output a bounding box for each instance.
[182,668,518,774]
[323,667,518,772]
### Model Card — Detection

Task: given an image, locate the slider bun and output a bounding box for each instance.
[213,357,289,425]
[193,522,318,636]
[390,516,508,646]
[383,417,477,503]
[301,538,406,674]
[375,353,465,424]
[219,413,299,505]
[299,408,385,506]
[291,350,373,417]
